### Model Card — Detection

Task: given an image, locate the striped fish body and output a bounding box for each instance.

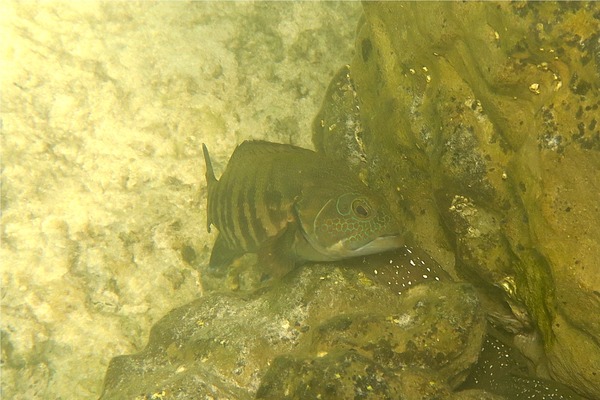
[202,140,403,268]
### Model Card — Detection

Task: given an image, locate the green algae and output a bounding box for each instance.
[324,2,600,398]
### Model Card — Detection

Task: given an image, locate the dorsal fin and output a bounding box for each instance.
[202,143,217,233]
[231,140,313,158]
[202,143,217,185]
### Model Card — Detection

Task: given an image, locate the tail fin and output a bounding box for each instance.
[202,143,217,233]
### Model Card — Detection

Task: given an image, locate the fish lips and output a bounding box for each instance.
[327,232,404,258]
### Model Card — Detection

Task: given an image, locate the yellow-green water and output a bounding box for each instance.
[0,2,360,398]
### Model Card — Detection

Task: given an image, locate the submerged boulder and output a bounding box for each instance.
[100,263,486,399]
[312,2,599,398]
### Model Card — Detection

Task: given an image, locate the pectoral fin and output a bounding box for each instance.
[257,225,297,280]
[209,234,243,268]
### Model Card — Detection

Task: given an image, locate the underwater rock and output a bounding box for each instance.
[448,390,507,400]
[312,2,599,398]
[461,332,587,400]
[312,64,368,177]
[99,262,485,399]
[257,351,506,399]
[256,351,443,399]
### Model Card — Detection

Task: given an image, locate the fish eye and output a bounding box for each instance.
[352,199,371,218]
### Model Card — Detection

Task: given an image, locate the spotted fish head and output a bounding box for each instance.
[294,189,403,261]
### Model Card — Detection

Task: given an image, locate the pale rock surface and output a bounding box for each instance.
[0,2,360,398]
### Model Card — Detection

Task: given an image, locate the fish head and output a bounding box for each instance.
[294,189,403,261]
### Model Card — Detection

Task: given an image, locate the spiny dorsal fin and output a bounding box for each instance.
[202,143,217,186]
[202,143,217,233]
[231,140,314,159]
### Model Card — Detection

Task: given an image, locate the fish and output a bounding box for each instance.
[202,140,403,269]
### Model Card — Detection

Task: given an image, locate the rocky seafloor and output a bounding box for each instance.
[1,2,360,398]
[3,2,599,400]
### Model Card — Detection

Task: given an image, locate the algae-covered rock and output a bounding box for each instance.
[99,264,485,399]
[257,352,506,399]
[257,351,433,399]
[312,2,599,398]
[460,331,587,400]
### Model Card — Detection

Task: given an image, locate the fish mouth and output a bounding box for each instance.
[348,233,404,256]
[323,233,404,259]
[296,230,404,262]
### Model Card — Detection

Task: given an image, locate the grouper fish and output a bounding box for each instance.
[202,140,403,268]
